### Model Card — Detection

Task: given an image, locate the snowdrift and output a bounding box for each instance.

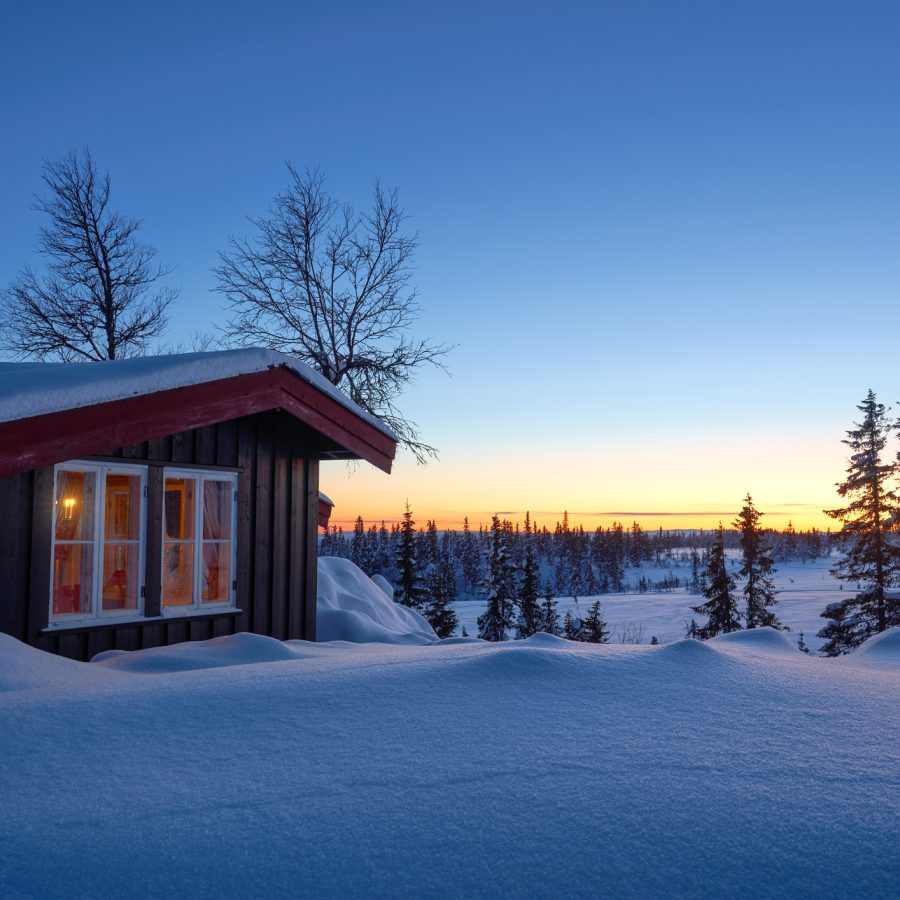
[316,556,437,644]
[92,558,436,672]
[846,625,900,666]
[709,626,801,656]
[92,632,304,673]
[3,626,900,899]
[0,632,110,692]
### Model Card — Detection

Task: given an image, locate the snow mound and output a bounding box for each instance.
[848,626,900,666]
[317,557,437,645]
[457,640,586,680]
[522,631,573,648]
[657,637,718,660]
[91,632,301,673]
[0,633,102,692]
[437,636,484,645]
[711,627,800,655]
[370,573,394,599]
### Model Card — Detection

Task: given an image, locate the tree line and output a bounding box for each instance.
[321,502,831,642]
[324,387,900,658]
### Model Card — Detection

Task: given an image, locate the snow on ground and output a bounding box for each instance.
[2,627,900,898]
[455,555,848,652]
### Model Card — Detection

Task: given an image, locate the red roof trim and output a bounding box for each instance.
[318,495,334,529]
[0,367,395,477]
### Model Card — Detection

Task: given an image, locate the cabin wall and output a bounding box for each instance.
[0,411,320,662]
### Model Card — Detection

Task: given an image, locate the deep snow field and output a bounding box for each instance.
[454,554,847,652]
[2,616,900,897]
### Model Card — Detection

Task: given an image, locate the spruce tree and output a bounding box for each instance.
[820,390,900,653]
[515,545,543,638]
[734,494,782,629]
[460,516,483,594]
[818,600,864,656]
[691,525,740,639]
[425,557,459,638]
[350,515,368,571]
[582,600,610,643]
[689,548,702,594]
[394,503,428,611]
[563,610,584,641]
[541,582,560,635]
[477,515,517,641]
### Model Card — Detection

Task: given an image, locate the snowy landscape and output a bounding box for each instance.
[3,3,900,897]
[321,515,844,653]
[1,558,899,898]
[455,551,844,653]
[0,563,898,898]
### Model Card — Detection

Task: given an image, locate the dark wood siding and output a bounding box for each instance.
[0,411,324,661]
[0,471,34,643]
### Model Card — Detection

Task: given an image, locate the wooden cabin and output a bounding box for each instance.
[0,350,396,661]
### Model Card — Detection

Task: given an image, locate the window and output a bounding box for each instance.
[50,463,146,623]
[49,460,238,628]
[162,470,237,613]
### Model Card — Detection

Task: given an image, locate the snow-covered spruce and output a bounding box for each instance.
[820,390,900,654]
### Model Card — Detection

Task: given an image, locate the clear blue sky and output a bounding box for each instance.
[2,1,899,527]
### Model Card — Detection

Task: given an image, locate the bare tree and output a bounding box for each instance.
[214,165,451,462]
[2,149,176,361]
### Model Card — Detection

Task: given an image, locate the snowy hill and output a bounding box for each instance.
[2,628,900,897]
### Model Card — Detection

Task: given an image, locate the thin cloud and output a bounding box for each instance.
[524,510,738,518]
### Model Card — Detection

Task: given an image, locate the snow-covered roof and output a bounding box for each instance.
[0,348,396,439]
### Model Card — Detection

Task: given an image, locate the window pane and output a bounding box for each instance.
[203,480,233,540]
[105,473,141,541]
[162,542,194,606]
[101,542,140,611]
[164,478,194,540]
[52,544,93,615]
[202,543,231,603]
[55,470,95,542]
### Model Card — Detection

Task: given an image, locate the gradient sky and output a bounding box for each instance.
[2,1,899,531]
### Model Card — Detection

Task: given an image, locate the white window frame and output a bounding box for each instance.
[48,461,148,626]
[161,468,238,617]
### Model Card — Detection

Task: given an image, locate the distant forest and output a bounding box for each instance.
[320,511,833,601]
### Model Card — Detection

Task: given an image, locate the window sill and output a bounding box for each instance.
[42,608,242,635]
[161,604,238,619]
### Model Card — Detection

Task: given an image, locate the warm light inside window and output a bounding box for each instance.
[101,473,141,611]
[52,470,96,615]
[51,465,144,620]
[162,473,235,608]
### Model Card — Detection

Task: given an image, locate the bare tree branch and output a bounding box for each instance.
[214,165,452,462]
[1,149,177,361]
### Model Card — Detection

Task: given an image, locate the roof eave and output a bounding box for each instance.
[0,367,396,478]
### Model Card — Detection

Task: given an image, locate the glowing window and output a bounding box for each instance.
[50,463,146,622]
[162,470,237,612]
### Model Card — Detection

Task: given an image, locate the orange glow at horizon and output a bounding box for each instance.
[319,430,848,534]
[326,509,834,533]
